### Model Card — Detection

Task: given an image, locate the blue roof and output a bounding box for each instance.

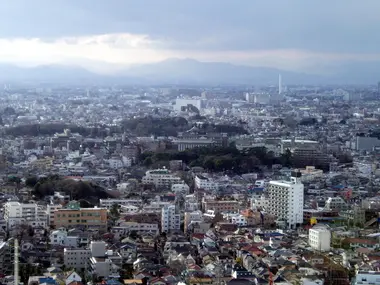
[252,187,264,191]
[316,217,346,221]
[105,279,123,285]
[333,185,345,189]
[260,232,284,237]
[39,278,56,285]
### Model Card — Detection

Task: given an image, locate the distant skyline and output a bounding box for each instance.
[0,0,379,74]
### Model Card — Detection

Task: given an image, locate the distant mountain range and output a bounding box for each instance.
[0,58,378,85]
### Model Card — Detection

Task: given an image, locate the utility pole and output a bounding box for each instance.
[215,261,222,285]
[14,239,19,285]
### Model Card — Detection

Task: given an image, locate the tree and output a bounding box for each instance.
[20,263,43,284]
[300,118,318,126]
[109,203,120,224]
[25,176,38,187]
[79,199,94,208]
[143,157,153,167]
[28,226,34,237]
[337,153,353,164]
[129,230,138,240]
[280,149,293,167]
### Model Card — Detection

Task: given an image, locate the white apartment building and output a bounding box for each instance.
[24,148,44,156]
[309,226,331,251]
[64,248,91,270]
[46,204,63,226]
[324,197,348,212]
[184,210,203,232]
[251,196,269,211]
[119,205,139,214]
[224,213,248,227]
[171,183,190,195]
[99,199,142,208]
[267,172,304,229]
[122,156,132,167]
[184,195,199,212]
[88,241,122,279]
[50,229,68,246]
[50,229,86,247]
[144,201,172,213]
[142,168,183,189]
[161,205,181,233]
[111,222,159,239]
[355,271,380,285]
[108,157,124,169]
[3,201,41,228]
[64,241,112,271]
[195,175,219,191]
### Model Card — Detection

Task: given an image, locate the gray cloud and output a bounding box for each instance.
[0,0,379,54]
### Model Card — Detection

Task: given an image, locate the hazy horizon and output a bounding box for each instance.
[0,0,379,74]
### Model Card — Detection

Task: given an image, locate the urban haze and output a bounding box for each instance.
[0,2,379,285]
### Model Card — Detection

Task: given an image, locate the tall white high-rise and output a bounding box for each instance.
[267,171,304,229]
[278,74,282,95]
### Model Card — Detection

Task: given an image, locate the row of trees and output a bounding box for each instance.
[122,116,189,136]
[27,175,111,200]
[121,116,249,137]
[140,146,292,174]
[4,116,248,138]
[5,123,93,137]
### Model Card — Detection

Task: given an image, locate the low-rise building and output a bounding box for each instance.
[300,166,324,182]
[184,210,203,233]
[195,175,219,191]
[142,168,183,189]
[53,201,107,231]
[46,204,63,227]
[99,199,142,208]
[64,248,91,270]
[3,201,46,228]
[171,183,190,195]
[111,222,159,238]
[202,199,240,213]
[308,226,331,251]
[324,197,348,212]
[354,271,380,285]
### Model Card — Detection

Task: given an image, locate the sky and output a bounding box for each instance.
[0,0,379,73]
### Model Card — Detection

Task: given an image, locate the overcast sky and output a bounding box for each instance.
[0,0,379,73]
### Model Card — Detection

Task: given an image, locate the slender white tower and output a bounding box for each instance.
[14,239,19,285]
[278,74,282,95]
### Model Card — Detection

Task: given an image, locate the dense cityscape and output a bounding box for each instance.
[2,1,380,285]
[0,79,379,285]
